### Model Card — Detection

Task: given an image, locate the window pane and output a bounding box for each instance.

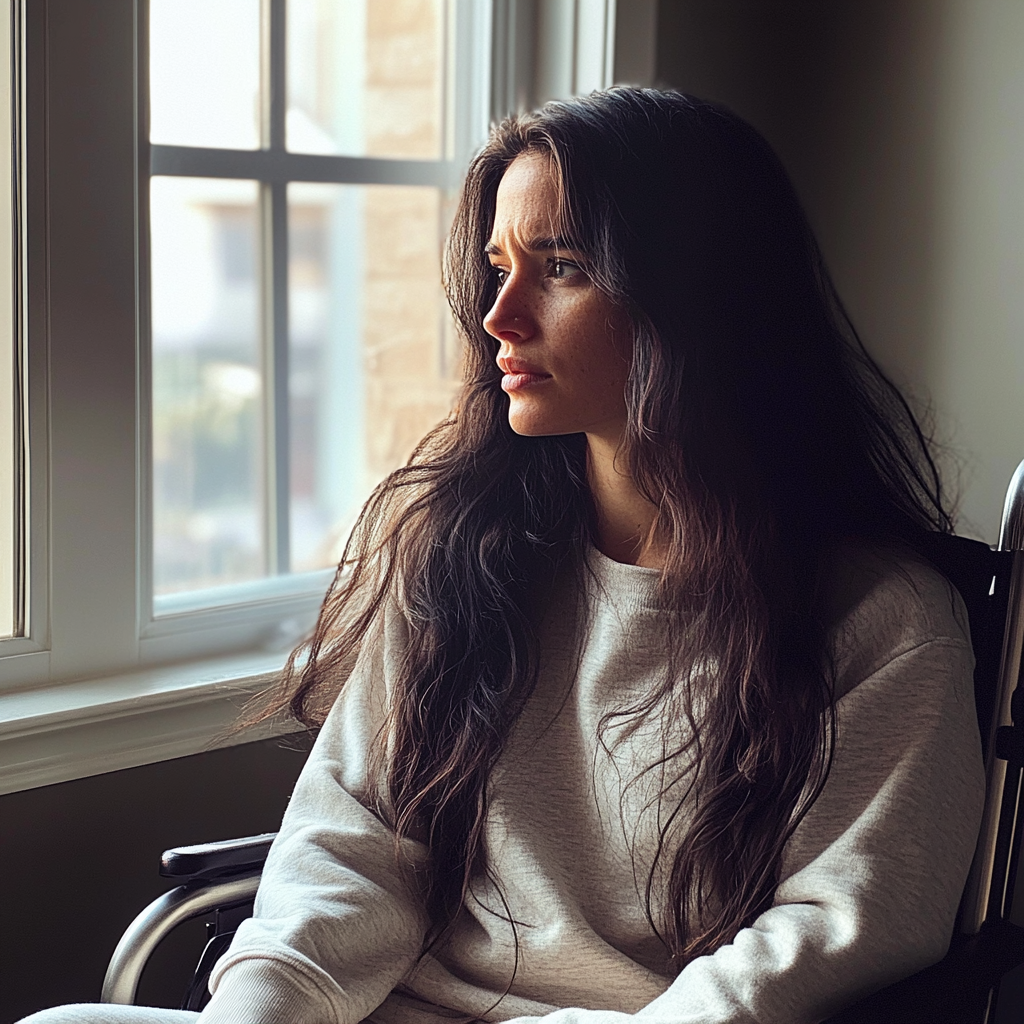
[288,183,457,572]
[149,0,261,150]
[287,0,445,159]
[0,0,14,639]
[151,177,265,595]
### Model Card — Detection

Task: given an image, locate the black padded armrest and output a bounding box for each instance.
[160,832,278,882]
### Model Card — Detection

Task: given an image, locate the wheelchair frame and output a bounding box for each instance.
[101,459,1024,1020]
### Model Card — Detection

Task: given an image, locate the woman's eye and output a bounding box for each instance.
[492,265,508,286]
[551,258,582,280]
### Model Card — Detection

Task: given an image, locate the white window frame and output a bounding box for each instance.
[0,0,654,796]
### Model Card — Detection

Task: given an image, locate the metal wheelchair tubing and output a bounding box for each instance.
[999,459,1024,554]
[963,458,1024,934]
[101,872,261,1005]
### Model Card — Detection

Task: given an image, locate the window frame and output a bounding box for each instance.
[0,0,654,796]
[0,0,25,645]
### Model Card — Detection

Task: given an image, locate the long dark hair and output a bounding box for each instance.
[252,89,952,967]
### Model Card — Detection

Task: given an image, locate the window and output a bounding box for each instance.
[147,0,463,612]
[0,0,654,796]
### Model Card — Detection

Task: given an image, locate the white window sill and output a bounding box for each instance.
[0,651,303,796]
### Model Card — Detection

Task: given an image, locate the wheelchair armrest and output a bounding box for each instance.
[160,832,278,882]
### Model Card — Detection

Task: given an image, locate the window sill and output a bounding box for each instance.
[0,651,302,796]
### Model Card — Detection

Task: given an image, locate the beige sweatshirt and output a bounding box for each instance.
[200,545,986,1024]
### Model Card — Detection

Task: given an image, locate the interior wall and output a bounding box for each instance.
[656,0,1024,543]
[929,0,1024,540]
[0,736,308,1023]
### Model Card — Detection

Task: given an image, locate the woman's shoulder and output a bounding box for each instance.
[822,538,972,699]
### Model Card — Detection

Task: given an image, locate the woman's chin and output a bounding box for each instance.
[508,418,550,437]
[507,413,570,437]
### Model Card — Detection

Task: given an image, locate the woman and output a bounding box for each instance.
[25,88,984,1024]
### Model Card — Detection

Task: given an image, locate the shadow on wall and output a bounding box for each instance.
[655,0,945,447]
[655,0,1024,543]
[0,736,309,1023]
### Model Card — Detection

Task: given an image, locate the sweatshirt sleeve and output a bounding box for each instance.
[198,609,430,1024]
[498,588,987,1023]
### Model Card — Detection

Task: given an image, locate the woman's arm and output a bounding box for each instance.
[198,611,430,1024]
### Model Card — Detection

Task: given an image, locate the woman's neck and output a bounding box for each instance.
[586,435,664,568]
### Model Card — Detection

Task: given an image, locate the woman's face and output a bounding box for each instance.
[483,151,632,446]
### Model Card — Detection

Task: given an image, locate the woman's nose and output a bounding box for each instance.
[483,277,534,343]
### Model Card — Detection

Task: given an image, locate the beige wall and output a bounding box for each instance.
[929,0,1024,542]
[656,0,1024,543]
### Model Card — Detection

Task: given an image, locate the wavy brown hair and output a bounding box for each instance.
[250,89,952,967]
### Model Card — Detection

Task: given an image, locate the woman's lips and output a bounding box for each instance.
[501,371,551,392]
[497,358,551,392]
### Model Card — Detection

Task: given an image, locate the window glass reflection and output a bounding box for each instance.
[151,177,265,594]
[149,0,261,150]
[287,0,445,159]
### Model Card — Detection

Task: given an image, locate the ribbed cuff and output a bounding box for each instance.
[198,958,337,1024]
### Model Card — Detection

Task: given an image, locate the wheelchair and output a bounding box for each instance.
[101,459,1024,1023]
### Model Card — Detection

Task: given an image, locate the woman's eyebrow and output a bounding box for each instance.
[483,236,575,256]
[529,236,573,253]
